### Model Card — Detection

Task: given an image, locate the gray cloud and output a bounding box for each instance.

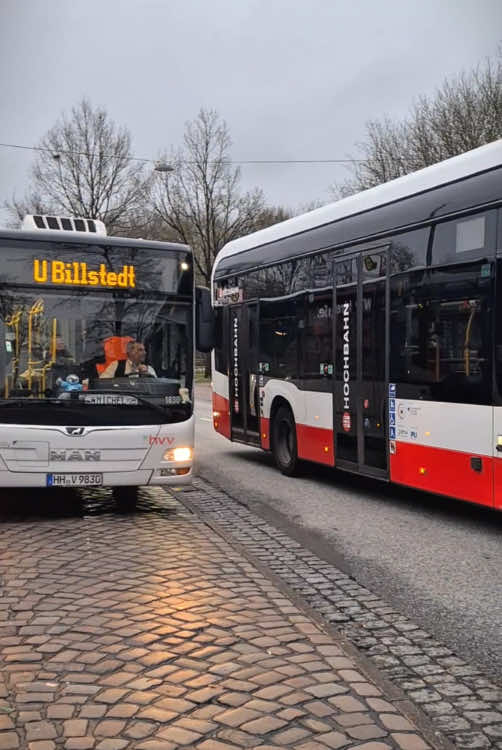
[0,0,500,224]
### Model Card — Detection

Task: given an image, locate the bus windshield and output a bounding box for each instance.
[0,289,193,426]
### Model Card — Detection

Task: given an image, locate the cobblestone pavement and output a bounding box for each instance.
[1,488,443,750]
[167,479,502,750]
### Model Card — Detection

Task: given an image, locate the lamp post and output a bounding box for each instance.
[154,161,174,173]
[153,161,175,231]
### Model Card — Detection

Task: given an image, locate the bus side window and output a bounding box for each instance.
[494,258,502,403]
[301,292,333,381]
[214,307,228,375]
[259,298,300,380]
[431,210,496,266]
[390,262,492,404]
[389,227,429,273]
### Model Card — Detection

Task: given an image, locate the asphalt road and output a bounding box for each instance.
[194,385,502,684]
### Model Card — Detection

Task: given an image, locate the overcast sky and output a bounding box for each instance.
[0,0,500,226]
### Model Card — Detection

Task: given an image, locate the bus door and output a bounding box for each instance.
[493,258,502,510]
[334,249,389,478]
[229,302,260,445]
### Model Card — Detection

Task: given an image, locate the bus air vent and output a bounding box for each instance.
[21,214,107,236]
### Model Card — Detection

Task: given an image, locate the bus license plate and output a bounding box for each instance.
[46,473,103,487]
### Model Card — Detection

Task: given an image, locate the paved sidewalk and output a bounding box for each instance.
[0,488,444,750]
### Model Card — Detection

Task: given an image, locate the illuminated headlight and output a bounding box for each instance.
[164,446,192,462]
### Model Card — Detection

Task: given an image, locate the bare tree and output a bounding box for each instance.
[4,99,150,233]
[253,204,292,231]
[4,192,54,228]
[150,108,282,286]
[334,52,502,197]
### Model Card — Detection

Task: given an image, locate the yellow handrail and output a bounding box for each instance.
[5,309,22,394]
[27,298,45,390]
[40,318,58,393]
[464,306,476,377]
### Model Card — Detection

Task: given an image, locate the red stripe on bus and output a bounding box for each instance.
[297,424,335,466]
[260,418,270,450]
[260,415,334,465]
[390,442,494,507]
[212,393,231,439]
[493,460,502,511]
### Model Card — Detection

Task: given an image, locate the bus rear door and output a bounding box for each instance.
[229,302,260,445]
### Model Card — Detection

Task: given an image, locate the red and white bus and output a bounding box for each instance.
[211,140,502,510]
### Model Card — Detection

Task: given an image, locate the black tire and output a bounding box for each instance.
[113,486,138,512]
[272,406,300,476]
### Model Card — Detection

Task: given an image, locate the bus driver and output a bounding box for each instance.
[99,340,157,378]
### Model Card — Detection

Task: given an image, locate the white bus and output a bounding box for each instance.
[0,215,212,507]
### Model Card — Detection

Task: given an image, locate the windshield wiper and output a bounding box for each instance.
[0,394,169,418]
[0,398,67,407]
[0,391,188,420]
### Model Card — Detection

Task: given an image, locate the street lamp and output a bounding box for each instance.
[154,161,174,173]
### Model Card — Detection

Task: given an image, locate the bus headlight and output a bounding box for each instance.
[164,446,192,462]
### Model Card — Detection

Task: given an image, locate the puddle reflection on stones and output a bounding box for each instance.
[0,485,184,520]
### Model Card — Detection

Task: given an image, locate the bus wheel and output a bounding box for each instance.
[272,406,300,476]
[114,486,138,511]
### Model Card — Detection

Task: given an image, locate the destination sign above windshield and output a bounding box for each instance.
[0,238,193,296]
[34,260,136,289]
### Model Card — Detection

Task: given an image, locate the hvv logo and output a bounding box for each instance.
[148,436,175,447]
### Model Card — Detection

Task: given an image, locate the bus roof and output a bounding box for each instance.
[0,227,190,254]
[214,139,502,272]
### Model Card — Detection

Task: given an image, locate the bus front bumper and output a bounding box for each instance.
[0,466,193,488]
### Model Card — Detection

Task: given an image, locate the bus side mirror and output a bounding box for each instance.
[195,286,214,352]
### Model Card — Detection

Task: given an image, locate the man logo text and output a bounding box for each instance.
[50,450,101,461]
